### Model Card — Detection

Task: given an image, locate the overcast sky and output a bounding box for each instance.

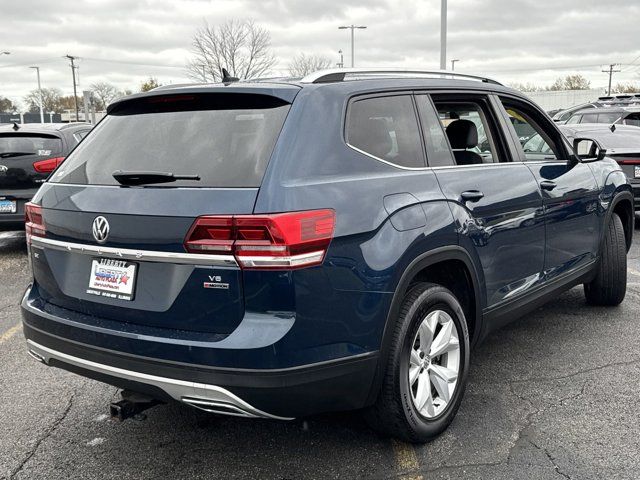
[1,0,639,108]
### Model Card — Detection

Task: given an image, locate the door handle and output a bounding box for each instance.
[540,180,557,191]
[460,190,484,203]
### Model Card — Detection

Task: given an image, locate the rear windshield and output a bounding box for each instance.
[597,131,640,149]
[0,133,62,157]
[50,93,291,187]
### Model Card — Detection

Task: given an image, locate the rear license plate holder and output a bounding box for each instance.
[87,258,137,301]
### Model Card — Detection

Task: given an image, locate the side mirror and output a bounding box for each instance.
[573,137,607,162]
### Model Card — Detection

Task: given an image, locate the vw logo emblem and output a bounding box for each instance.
[92,216,110,244]
[0,165,7,174]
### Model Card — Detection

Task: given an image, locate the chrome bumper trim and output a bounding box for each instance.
[30,236,238,267]
[26,339,293,421]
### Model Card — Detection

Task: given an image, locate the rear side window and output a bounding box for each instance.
[581,113,598,123]
[50,93,290,187]
[598,112,621,124]
[0,133,62,157]
[346,95,425,168]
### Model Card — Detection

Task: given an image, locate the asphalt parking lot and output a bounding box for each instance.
[1,223,639,480]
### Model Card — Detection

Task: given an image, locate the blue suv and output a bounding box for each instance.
[21,69,634,442]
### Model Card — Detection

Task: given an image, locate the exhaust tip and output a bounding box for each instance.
[27,349,46,364]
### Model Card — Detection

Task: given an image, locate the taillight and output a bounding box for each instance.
[25,202,45,244]
[184,209,335,269]
[33,156,65,173]
[616,158,640,165]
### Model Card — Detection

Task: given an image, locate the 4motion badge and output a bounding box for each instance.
[204,275,229,290]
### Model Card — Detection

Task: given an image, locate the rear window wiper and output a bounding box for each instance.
[0,151,33,158]
[112,170,201,186]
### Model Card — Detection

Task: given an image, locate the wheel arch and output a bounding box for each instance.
[365,245,483,406]
[606,191,634,252]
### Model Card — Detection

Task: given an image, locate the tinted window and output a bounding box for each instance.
[346,95,425,168]
[581,113,598,123]
[50,94,290,187]
[415,95,455,167]
[0,133,62,156]
[623,113,640,127]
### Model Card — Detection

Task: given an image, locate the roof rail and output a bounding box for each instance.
[300,68,503,86]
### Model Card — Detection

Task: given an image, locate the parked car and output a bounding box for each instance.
[21,69,634,443]
[565,106,640,127]
[0,123,91,227]
[559,123,640,212]
[552,102,600,124]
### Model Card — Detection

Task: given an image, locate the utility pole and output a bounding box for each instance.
[602,64,621,95]
[338,25,367,67]
[65,55,79,121]
[451,59,459,71]
[29,66,45,123]
[440,0,447,70]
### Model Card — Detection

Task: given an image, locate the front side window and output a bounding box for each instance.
[499,98,563,162]
[565,114,581,124]
[346,95,425,168]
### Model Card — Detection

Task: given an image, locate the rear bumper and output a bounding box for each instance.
[21,287,379,418]
[0,189,36,225]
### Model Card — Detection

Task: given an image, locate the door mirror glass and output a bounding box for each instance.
[573,137,607,161]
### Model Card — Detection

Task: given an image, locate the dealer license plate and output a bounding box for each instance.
[87,258,137,301]
[0,199,16,213]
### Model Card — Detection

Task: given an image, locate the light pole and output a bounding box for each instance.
[440,0,447,70]
[29,66,45,123]
[451,59,459,71]
[0,51,10,56]
[65,55,79,121]
[338,25,367,67]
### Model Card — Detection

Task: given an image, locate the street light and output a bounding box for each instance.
[451,59,459,71]
[440,0,447,70]
[338,25,367,67]
[29,66,45,123]
[0,51,10,56]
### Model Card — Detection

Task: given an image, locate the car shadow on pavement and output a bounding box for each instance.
[0,228,26,254]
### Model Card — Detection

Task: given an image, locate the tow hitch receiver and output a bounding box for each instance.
[109,390,163,421]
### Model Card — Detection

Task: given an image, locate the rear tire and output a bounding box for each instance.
[365,283,469,443]
[584,213,627,306]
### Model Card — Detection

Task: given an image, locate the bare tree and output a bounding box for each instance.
[186,19,276,82]
[288,53,332,77]
[546,74,591,91]
[90,81,122,110]
[508,82,541,93]
[612,82,640,94]
[23,87,62,113]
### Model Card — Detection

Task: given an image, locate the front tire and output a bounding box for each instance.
[584,213,627,306]
[366,283,470,443]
